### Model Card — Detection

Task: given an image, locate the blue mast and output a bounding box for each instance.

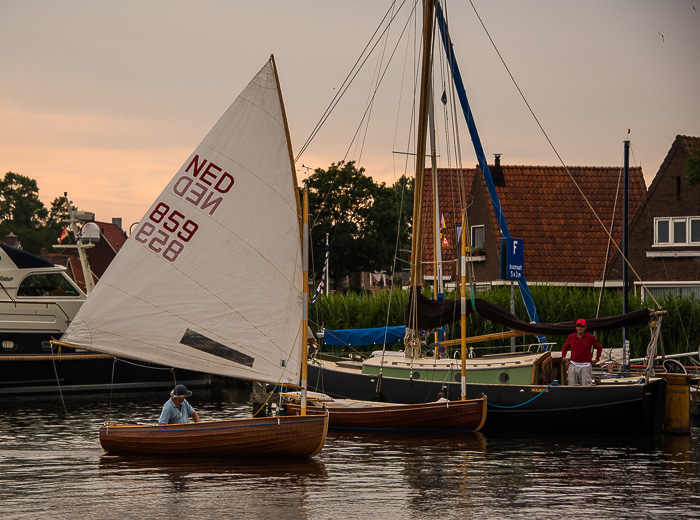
[434,1,542,325]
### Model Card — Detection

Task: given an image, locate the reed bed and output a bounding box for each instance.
[309,286,699,359]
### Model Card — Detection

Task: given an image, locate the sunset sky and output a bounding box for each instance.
[2,1,699,231]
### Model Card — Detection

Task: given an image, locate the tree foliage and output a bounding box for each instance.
[684,144,700,185]
[0,172,48,227]
[305,162,413,288]
[0,171,65,254]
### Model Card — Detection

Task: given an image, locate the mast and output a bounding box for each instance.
[622,140,630,371]
[430,96,443,297]
[301,187,309,415]
[408,0,436,333]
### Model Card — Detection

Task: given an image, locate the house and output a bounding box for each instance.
[605,135,700,299]
[421,156,647,289]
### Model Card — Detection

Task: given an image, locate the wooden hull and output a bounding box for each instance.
[285,396,487,431]
[99,413,329,457]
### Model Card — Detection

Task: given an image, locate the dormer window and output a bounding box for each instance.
[655,217,700,246]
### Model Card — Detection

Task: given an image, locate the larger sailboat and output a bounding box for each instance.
[55,57,328,457]
[307,1,669,433]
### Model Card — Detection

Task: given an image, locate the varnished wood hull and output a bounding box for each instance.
[99,413,329,457]
[286,396,487,431]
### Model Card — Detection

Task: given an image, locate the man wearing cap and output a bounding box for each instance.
[158,384,200,425]
[561,319,602,386]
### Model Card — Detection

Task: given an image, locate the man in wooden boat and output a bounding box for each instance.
[158,384,200,425]
[561,319,603,386]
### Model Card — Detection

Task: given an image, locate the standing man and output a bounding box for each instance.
[561,319,602,386]
[158,384,200,425]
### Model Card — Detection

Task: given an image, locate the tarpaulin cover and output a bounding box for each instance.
[410,292,651,336]
[323,326,406,346]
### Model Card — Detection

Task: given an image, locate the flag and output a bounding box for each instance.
[440,215,448,247]
[310,244,329,304]
[57,226,69,244]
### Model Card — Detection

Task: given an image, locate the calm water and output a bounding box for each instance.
[2,388,698,520]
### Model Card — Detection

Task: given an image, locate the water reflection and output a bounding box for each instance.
[1,391,699,520]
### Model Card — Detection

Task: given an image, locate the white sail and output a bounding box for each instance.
[61,58,304,386]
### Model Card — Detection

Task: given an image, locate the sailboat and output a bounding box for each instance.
[54,56,328,457]
[306,1,669,433]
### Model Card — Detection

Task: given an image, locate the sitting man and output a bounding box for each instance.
[158,384,200,425]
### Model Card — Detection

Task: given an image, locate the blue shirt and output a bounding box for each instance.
[159,398,195,424]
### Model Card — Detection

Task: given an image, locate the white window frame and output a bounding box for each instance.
[654,216,700,246]
[470,225,484,250]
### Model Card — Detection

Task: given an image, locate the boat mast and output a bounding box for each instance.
[622,139,630,371]
[408,0,436,338]
[301,187,310,415]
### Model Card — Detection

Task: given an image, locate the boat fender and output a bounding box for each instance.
[437,386,448,400]
[370,391,384,402]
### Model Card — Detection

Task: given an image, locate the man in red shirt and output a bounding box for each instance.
[561,319,602,386]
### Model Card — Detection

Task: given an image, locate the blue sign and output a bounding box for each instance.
[500,238,524,280]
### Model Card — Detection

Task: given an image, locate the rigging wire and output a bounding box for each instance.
[466,0,661,309]
[294,0,409,163]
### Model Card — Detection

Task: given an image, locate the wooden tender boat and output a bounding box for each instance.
[284,393,486,431]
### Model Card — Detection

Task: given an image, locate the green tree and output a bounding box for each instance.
[684,144,700,185]
[0,172,65,254]
[305,162,413,290]
[0,172,48,227]
[48,196,70,226]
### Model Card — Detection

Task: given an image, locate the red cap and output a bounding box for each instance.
[576,319,586,327]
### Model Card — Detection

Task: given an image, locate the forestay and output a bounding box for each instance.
[60,58,304,386]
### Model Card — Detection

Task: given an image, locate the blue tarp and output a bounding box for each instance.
[323,326,406,346]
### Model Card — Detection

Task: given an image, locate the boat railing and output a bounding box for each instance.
[0,298,74,325]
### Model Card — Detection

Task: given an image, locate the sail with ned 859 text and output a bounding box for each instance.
[59,59,305,387]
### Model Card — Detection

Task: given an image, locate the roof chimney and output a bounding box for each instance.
[112,218,123,230]
[491,154,505,187]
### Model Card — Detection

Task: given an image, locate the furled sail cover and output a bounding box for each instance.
[61,59,304,385]
[323,326,407,347]
[411,292,651,336]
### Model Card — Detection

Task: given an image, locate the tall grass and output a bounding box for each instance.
[309,286,699,358]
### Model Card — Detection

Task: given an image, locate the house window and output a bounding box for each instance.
[691,218,700,244]
[673,219,686,244]
[655,218,669,245]
[471,225,484,250]
[654,217,700,246]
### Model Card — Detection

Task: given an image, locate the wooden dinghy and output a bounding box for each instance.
[284,393,486,431]
[100,414,329,457]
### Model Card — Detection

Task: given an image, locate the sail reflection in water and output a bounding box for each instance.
[1,391,699,520]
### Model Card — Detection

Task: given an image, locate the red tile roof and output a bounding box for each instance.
[422,163,646,284]
[97,221,127,254]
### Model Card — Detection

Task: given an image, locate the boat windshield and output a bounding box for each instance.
[17,273,82,297]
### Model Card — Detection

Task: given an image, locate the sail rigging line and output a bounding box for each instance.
[295,0,411,163]
[435,1,543,328]
[351,0,398,167]
[596,162,625,319]
[341,2,418,167]
[464,0,662,310]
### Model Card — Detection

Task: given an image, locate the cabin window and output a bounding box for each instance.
[2,339,17,351]
[17,273,81,297]
[471,225,484,250]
